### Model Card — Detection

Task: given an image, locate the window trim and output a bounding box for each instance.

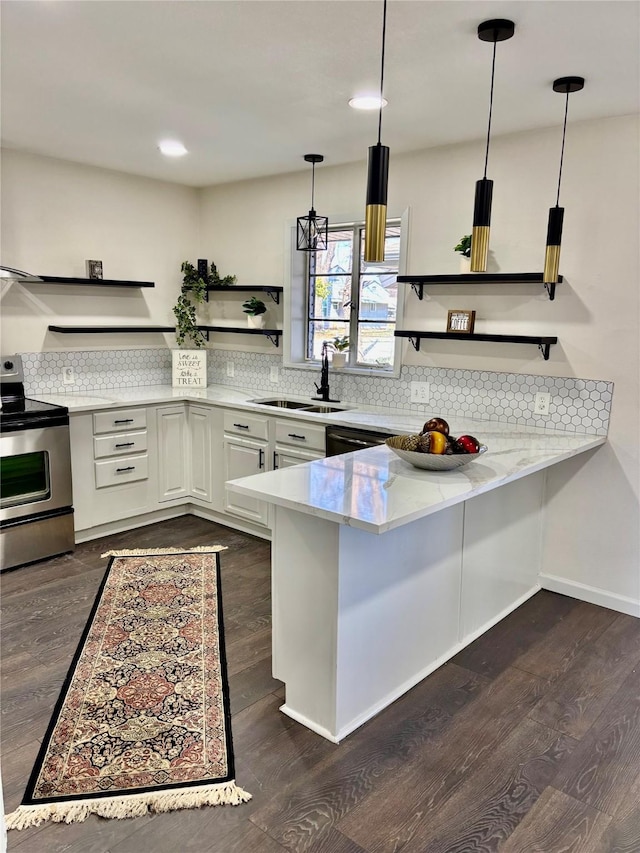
[284,207,409,378]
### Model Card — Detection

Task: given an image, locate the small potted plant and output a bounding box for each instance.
[454,235,472,272]
[330,335,349,368]
[242,296,267,329]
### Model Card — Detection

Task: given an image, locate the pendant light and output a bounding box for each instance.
[364,0,390,263]
[543,76,585,289]
[297,154,328,252]
[470,19,515,272]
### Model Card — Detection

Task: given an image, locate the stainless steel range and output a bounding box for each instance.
[0,355,74,570]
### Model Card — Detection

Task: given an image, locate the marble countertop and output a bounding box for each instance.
[227,426,605,534]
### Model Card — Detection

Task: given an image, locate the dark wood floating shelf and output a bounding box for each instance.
[397,273,562,301]
[203,285,283,304]
[48,325,174,334]
[199,325,282,347]
[394,330,558,360]
[39,276,155,288]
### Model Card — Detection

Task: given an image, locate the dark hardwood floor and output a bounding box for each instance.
[2,515,639,852]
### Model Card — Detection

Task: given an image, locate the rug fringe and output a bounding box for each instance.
[5,781,251,830]
[101,545,228,558]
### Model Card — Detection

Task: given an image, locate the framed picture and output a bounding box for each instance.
[85,260,103,280]
[447,309,476,334]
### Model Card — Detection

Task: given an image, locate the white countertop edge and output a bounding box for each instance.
[226,436,606,534]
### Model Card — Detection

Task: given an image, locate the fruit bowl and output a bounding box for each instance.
[385,435,488,471]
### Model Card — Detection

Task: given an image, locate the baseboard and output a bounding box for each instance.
[278,704,340,744]
[540,573,640,617]
[74,507,188,543]
[189,505,271,541]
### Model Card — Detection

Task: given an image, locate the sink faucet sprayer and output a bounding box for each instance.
[313,342,340,403]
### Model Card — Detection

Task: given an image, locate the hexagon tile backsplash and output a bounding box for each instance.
[20,348,612,436]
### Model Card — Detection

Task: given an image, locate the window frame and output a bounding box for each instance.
[283,207,409,378]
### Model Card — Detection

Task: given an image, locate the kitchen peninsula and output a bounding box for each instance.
[227,427,605,742]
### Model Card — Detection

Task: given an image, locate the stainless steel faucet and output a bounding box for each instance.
[313,342,339,402]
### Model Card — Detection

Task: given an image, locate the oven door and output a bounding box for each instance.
[0,425,73,522]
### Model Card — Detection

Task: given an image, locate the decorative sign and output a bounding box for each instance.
[172,350,207,388]
[447,309,476,334]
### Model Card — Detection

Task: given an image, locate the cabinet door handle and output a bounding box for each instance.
[288,433,306,441]
[233,423,250,430]
[273,451,279,469]
[258,448,265,469]
[114,418,134,424]
[115,442,134,448]
[116,466,135,473]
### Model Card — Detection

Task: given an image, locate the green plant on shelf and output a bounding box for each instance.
[330,335,350,352]
[242,296,267,316]
[454,235,472,258]
[173,261,236,348]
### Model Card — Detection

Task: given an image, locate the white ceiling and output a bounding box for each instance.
[1,1,638,188]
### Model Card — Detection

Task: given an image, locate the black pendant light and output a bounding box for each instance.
[470,19,515,272]
[364,0,390,263]
[297,154,328,252]
[543,76,585,290]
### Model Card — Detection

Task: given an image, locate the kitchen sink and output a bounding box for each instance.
[304,405,347,413]
[251,398,311,409]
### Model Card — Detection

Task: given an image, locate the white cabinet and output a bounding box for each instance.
[274,446,324,469]
[223,435,270,525]
[188,404,224,508]
[273,416,325,470]
[157,406,189,502]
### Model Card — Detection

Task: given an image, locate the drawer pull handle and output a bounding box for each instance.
[115,442,134,448]
[114,418,134,424]
[233,423,250,429]
[116,466,135,473]
[273,451,279,469]
[288,433,306,440]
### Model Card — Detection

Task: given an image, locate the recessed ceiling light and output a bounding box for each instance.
[158,140,188,157]
[348,95,388,111]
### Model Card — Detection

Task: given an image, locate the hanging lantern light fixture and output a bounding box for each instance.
[297,154,328,252]
[470,19,515,272]
[543,76,585,291]
[364,0,390,263]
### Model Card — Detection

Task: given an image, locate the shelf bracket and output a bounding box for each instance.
[538,342,551,360]
[410,282,424,300]
[267,290,280,304]
[408,336,421,352]
[201,329,210,342]
[264,332,280,347]
[543,282,556,301]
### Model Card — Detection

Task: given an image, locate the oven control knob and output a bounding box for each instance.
[3,360,14,370]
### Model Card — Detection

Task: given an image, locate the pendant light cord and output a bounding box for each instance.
[377,0,388,145]
[310,161,316,210]
[556,90,570,206]
[483,39,497,178]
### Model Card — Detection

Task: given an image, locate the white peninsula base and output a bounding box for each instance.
[271,472,544,742]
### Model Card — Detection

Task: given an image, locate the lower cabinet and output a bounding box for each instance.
[223,433,270,526]
[274,446,324,469]
[188,404,224,510]
[157,406,189,502]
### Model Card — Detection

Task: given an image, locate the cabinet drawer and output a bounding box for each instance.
[93,430,148,459]
[94,454,149,489]
[223,410,269,440]
[275,419,325,451]
[94,408,147,434]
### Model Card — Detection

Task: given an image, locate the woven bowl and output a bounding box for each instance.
[385,435,488,471]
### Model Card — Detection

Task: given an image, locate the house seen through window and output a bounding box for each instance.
[306,221,401,370]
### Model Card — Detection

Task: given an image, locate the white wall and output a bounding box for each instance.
[0,149,199,352]
[199,114,639,611]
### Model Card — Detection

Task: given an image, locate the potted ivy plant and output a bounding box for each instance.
[172,260,237,348]
[242,296,267,329]
[330,335,349,368]
[454,235,472,273]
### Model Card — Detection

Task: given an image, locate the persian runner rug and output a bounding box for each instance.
[6,547,251,830]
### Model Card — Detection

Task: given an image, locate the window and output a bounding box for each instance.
[305,221,401,370]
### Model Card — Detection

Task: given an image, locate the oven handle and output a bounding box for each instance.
[0,414,69,431]
[336,436,385,448]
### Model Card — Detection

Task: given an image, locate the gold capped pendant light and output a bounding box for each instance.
[364,0,390,263]
[470,19,515,272]
[297,154,329,252]
[543,76,585,292]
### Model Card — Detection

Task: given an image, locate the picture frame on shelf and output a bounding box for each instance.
[85,259,103,280]
[447,309,476,334]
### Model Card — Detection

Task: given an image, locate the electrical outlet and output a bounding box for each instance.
[62,366,75,385]
[269,366,279,383]
[410,381,431,404]
[226,361,234,378]
[534,392,550,415]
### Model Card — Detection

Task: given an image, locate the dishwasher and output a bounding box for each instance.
[325,424,391,457]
